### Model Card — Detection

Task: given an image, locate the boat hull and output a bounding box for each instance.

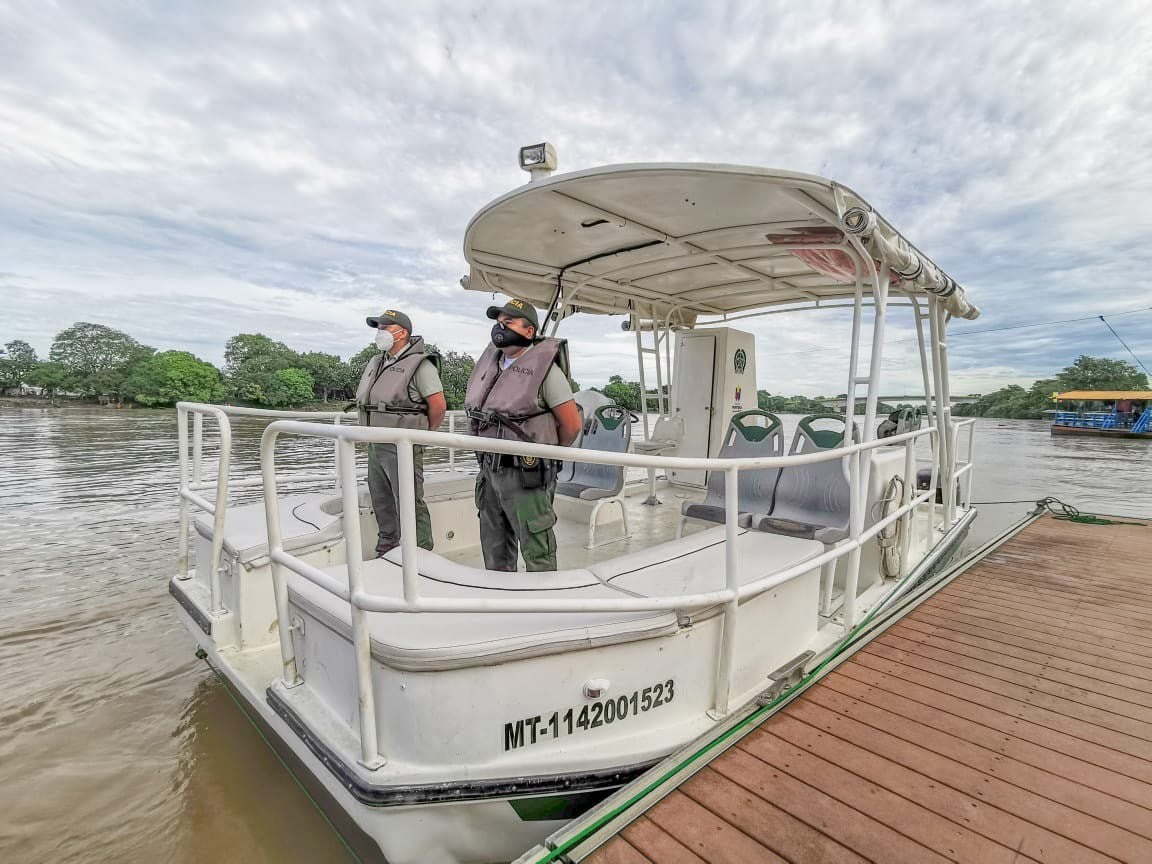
[1050,424,1152,439]
[171,511,976,864]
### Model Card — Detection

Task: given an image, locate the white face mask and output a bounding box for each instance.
[375,329,395,352]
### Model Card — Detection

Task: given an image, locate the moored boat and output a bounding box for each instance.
[1049,390,1152,438]
[168,145,981,863]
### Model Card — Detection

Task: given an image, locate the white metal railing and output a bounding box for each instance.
[175,405,472,616]
[260,421,951,768]
[175,403,347,614]
[952,418,977,511]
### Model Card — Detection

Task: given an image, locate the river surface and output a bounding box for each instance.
[1,406,1149,863]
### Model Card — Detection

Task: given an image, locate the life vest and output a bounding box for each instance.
[463,339,569,445]
[355,337,440,429]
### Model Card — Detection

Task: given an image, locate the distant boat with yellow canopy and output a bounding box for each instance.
[1049,390,1152,438]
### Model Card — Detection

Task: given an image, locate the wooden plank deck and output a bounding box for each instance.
[587,514,1152,864]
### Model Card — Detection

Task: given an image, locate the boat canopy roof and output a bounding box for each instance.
[1054,390,1152,401]
[462,163,979,325]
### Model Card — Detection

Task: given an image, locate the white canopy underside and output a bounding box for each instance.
[463,164,979,324]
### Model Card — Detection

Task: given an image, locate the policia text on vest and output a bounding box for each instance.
[356,310,446,556]
[464,299,581,572]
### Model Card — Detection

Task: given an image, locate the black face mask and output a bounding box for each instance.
[490,322,532,349]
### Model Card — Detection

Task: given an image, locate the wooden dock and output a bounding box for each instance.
[582,514,1152,864]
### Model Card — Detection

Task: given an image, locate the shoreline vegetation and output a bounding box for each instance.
[2,324,1146,420]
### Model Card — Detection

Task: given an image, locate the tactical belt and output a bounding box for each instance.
[465,407,548,443]
[478,451,560,472]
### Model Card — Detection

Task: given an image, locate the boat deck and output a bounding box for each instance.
[578,513,1152,864]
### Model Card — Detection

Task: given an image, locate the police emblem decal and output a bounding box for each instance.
[522,455,539,467]
[733,349,747,374]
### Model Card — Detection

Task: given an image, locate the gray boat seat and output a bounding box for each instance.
[556,405,632,501]
[790,414,858,454]
[631,415,685,455]
[743,450,852,544]
[557,405,633,549]
[877,406,921,440]
[680,410,783,533]
[557,393,599,483]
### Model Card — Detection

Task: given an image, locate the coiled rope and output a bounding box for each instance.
[969,496,1145,526]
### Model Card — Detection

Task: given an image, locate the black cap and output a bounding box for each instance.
[366,309,413,333]
[486,297,539,330]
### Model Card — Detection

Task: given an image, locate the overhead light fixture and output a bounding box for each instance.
[519,142,557,182]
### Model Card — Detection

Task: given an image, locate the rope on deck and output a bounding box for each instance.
[970,495,1146,526]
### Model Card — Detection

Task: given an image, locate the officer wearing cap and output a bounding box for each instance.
[464,298,582,572]
[355,309,446,555]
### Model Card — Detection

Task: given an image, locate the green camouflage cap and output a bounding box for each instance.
[366,308,413,333]
[486,297,539,329]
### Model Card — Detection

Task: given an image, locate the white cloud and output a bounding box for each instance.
[1,0,1150,393]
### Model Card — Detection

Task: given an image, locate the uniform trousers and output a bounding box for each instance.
[367,442,433,554]
[474,462,558,571]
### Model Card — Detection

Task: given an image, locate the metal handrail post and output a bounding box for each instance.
[192,411,204,485]
[842,448,863,627]
[911,297,937,464]
[208,411,231,614]
[339,437,386,770]
[928,299,955,525]
[332,414,343,493]
[711,466,741,718]
[260,426,300,686]
[396,439,422,603]
[841,261,866,440]
[176,405,191,580]
[924,422,940,552]
[652,303,667,418]
[899,437,915,575]
[965,423,976,508]
[937,305,957,523]
[447,413,456,470]
[633,308,651,440]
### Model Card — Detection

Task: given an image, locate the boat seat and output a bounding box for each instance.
[593,525,823,601]
[631,415,684,455]
[288,554,677,672]
[557,390,611,483]
[193,470,476,565]
[790,414,858,453]
[679,410,782,534]
[876,406,920,441]
[557,405,633,548]
[286,527,823,671]
[557,405,631,501]
[194,492,345,565]
[742,452,851,544]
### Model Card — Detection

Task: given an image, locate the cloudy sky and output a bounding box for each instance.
[2,0,1150,395]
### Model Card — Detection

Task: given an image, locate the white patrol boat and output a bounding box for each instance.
[168,144,980,863]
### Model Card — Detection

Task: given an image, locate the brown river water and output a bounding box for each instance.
[1,405,1149,863]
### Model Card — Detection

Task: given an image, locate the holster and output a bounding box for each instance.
[514,456,557,489]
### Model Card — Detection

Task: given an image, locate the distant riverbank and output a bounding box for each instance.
[0,395,348,413]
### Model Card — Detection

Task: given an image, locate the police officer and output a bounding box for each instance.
[356,309,446,556]
[464,298,582,571]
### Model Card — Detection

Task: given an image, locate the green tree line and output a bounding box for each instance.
[0,323,478,409]
[952,356,1148,419]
